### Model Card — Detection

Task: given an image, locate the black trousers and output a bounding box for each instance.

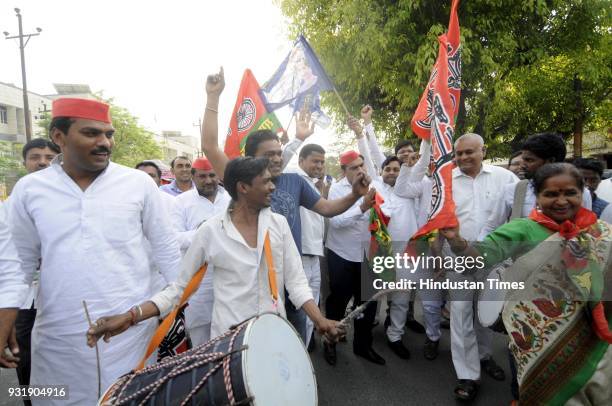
[15,308,36,406]
[325,249,376,351]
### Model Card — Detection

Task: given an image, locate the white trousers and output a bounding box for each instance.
[387,265,442,342]
[188,323,211,347]
[447,270,493,380]
[301,255,321,347]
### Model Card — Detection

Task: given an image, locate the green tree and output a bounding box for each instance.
[36,96,162,167]
[279,0,611,158]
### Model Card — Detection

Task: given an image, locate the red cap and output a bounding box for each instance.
[339,150,360,166]
[192,157,213,171]
[52,98,111,124]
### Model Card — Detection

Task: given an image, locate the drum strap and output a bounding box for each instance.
[510,179,529,220]
[135,264,208,370]
[135,231,279,370]
[263,231,279,306]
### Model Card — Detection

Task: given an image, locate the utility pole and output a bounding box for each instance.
[4,8,42,143]
[193,118,203,156]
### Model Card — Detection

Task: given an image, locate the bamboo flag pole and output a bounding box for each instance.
[332,86,351,117]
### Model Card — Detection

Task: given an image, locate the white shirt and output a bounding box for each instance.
[390,140,431,241]
[0,200,25,308]
[479,180,593,240]
[171,186,230,329]
[292,167,325,256]
[171,187,231,251]
[151,207,313,338]
[596,179,612,203]
[325,177,369,262]
[451,164,518,241]
[7,158,182,406]
[600,204,612,224]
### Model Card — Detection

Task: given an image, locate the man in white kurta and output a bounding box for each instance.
[6,98,181,405]
[171,157,231,345]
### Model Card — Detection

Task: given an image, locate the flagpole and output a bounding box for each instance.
[285,114,295,132]
[332,86,351,116]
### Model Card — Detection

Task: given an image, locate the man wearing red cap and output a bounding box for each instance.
[1,98,182,405]
[171,157,231,345]
[324,150,384,365]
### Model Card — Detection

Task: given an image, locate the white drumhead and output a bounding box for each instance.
[242,313,317,406]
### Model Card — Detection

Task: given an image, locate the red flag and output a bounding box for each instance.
[225,69,283,159]
[410,0,461,240]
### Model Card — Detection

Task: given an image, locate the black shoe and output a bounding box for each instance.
[405,318,426,334]
[387,339,411,359]
[354,347,386,365]
[323,342,337,366]
[423,337,439,360]
[307,332,316,353]
[481,358,506,381]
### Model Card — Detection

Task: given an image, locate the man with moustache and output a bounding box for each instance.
[1,98,181,405]
[22,138,60,173]
[171,157,231,345]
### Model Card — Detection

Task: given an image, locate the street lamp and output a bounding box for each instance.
[4,8,42,143]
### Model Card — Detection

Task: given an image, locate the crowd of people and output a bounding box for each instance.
[0,68,611,406]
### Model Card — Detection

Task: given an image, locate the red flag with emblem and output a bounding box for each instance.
[225,69,284,159]
[410,0,461,240]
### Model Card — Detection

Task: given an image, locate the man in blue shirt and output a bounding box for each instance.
[202,68,372,343]
[160,156,195,196]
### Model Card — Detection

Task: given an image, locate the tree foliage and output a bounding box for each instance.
[36,96,162,168]
[279,0,611,158]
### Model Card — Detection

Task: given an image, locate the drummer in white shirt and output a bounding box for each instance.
[3,98,182,406]
[171,157,231,345]
[87,157,342,345]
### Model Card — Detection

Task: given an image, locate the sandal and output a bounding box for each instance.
[481,358,506,381]
[454,379,479,401]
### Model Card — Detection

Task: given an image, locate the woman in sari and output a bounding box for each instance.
[440,163,612,405]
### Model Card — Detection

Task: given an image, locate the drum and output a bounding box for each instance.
[99,313,317,405]
[477,263,508,334]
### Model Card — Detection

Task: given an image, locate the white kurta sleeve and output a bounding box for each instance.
[150,228,208,317]
[394,140,431,199]
[141,180,182,283]
[364,123,386,170]
[280,219,314,309]
[0,201,27,308]
[281,138,303,170]
[479,183,513,240]
[6,184,40,302]
[328,183,367,228]
[170,200,197,251]
[357,136,378,180]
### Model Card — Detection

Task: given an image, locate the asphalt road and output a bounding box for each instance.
[0,308,512,406]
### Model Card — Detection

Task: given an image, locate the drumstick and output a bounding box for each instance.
[323,288,409,343]
[83,300,101,400]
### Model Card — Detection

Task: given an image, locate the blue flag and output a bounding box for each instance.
[261,35,334,114]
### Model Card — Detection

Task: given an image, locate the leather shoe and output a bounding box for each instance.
[423,337,439,360]
[354,347,386,365]
[323,342,337,366]
[387,339,411,359]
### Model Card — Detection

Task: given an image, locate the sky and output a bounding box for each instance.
[0,0,337,155]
